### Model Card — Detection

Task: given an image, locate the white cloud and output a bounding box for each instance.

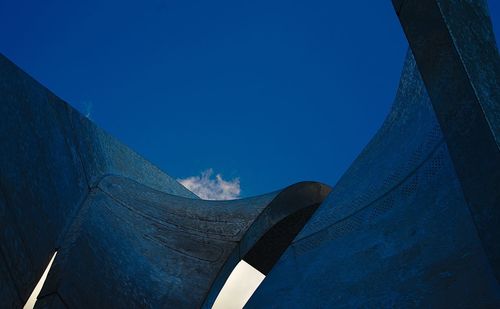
[178,169,241,200]
[83,101,93,119]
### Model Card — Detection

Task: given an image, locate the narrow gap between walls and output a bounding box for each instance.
[24,251,58,309]
[212,260,265,309]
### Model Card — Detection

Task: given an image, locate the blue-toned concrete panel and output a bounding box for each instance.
[40,189,223,308]
[0,52,198,307]
[0,54,88,303]
[0,253,21,308]
[248,142,500,307]
[69,112,198,198]
[300,51,441,239]
[1,0,499,307]
[36,177,329,308]
[35,294,67,309]
[0,51,331,308]
[395,0,500,280]
[0,193,23,308]
[248,13,500,302]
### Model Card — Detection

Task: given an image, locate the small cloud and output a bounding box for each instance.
[178,169,241,200]
[83,101,93,119]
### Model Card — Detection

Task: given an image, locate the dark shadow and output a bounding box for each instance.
[244,204,320,275]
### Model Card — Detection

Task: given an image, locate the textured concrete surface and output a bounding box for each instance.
[37,178,329,308]
[246,0,500,307]
[1,0,499,308]
[395,0,500,282]
[0,53,199,308]
[0,52,331,308]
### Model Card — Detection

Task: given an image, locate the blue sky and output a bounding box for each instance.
[1,0,499,198]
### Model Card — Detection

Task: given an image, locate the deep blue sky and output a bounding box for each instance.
[1,1,499,197]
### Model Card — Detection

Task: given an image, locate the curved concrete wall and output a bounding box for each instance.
[1,0,499,308]
[246,50,500,308]
[0,53,199,308]
[0,53,331,308]
[36,177,329,308]
[247,0,500,307]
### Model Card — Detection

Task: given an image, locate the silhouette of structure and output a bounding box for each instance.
[0,0,499,308]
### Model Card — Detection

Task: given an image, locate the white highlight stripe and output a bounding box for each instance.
[24,251,57,309]
[212,260,265,309]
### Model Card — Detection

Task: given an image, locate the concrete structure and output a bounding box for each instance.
[0,50,330,308]
[247,0,500,307]
[0,0,499,308]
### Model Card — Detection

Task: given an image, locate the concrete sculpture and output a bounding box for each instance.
[0,0,499,308]
[247,0,500,307]
[0,51,330,308]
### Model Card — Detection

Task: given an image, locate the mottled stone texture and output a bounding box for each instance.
[1,0,499,308]
[247,0,500,307]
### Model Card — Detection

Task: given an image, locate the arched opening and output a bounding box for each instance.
[211,203,320,308]
[212,260,264,309]
[243,204,319,274]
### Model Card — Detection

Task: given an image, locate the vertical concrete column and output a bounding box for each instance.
[393,0,500,281]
